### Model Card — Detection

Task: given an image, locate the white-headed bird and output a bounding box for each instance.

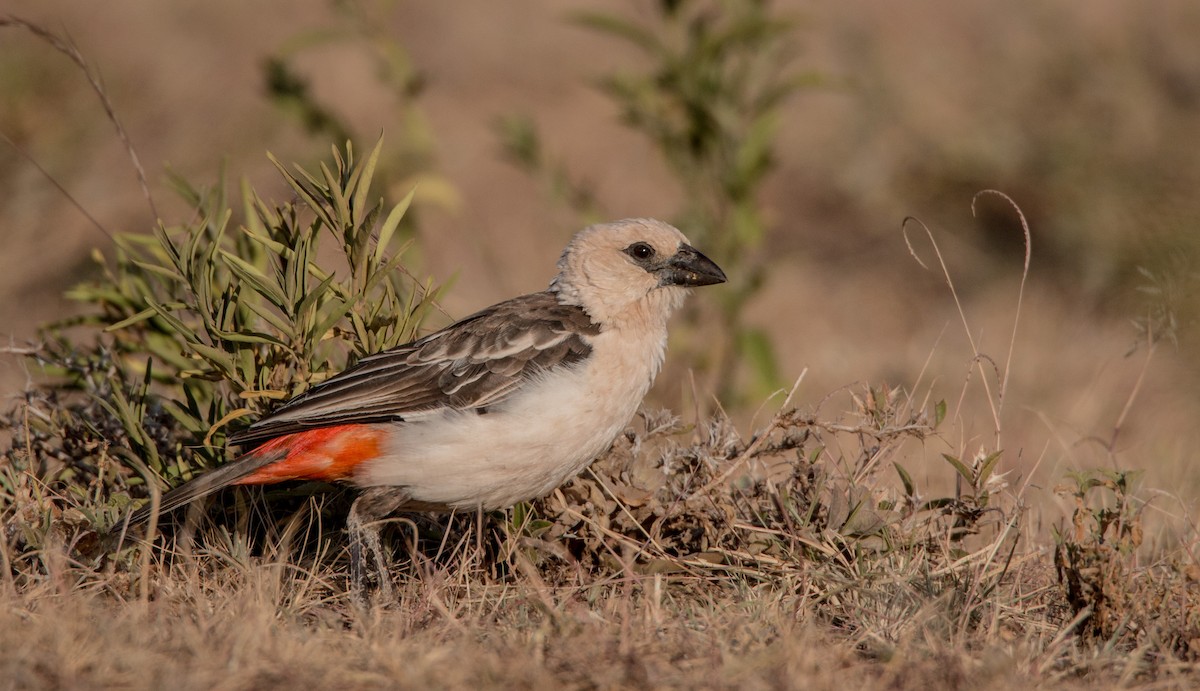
[129,218,725,590]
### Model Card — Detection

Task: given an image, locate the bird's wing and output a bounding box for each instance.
[227,291,599,448]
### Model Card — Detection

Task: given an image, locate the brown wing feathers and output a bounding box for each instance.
[227,292,598,448]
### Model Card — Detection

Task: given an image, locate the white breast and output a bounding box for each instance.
[354,325,668,510]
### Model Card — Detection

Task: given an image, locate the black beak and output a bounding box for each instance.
[657,244,727,287]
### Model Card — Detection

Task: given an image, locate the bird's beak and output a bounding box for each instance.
[657,244,727,287]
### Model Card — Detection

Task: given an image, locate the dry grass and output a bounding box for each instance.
[0,568,993,690]
[5,375,1200,689]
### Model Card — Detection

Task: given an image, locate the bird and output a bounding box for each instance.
[127,218,725,593]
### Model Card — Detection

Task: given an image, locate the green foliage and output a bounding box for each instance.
[3,139,441,521]
[576,0,810,255]
[499,0,818,401]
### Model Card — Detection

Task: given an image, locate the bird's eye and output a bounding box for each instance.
[625,242,656,261]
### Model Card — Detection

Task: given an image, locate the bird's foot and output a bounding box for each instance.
[346,487,411,607]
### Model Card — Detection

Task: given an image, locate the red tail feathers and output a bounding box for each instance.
[235,425,384,485]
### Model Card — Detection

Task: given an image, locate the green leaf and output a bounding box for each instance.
[363,238,415,297]
[893,462,915,498]
[239,218,291,258]
[188,342,238,378]
[942,454,975,485]
[239,294,295,336]
[188,208,232,281]
[374,187,416,264]
[269,153,331,231]
[978,450,1003,487]
[149,222,184,275]
[524,519,553,538]
[220,250,288,310]
[105,307,160,332]
[143,296,200,343]
[240,177,270,239]
[302,274,346,340]
[158,397,206,435]
[510,501,528,530]
[236,343,257,385]
[321,160,352,234]
[214,329,290,349]
[349,310,370,348]
[130,259,185,283]
[352,135,385,224]
[933,399,947,428]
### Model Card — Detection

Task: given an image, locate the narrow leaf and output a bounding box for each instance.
[352,135,385,224]
[105,308,160,332]
[374,187,416,263]
[893,462,915,498]
[942,454,975,485]
[934,399,947,428]
[978,450,1003,486]
[220,250,289,310]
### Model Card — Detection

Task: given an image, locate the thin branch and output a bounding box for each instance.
[1,15,158,221]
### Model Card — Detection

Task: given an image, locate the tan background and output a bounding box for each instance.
[3,1,1199,514]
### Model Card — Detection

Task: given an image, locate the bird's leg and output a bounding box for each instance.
[347,486,410,606]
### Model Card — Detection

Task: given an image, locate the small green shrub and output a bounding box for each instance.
[2,139,442,528]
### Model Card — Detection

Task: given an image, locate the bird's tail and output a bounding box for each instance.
[124,424,384,527]
[126,446,287,526]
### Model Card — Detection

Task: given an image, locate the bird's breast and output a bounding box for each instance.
[355,323,669,509]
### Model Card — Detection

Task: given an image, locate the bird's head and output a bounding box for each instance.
[550,218,726,327]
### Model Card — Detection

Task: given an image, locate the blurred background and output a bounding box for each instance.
[3,1,1199,512]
